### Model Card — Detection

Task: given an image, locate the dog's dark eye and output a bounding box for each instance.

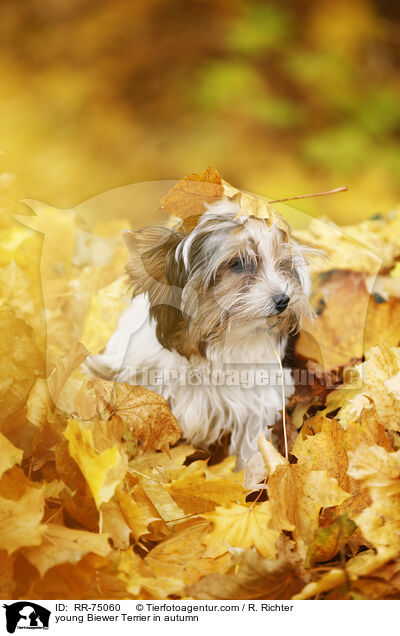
[229,258,257,274]
[230,259,245,272]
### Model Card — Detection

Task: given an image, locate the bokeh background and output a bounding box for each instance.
[0,0,399,222]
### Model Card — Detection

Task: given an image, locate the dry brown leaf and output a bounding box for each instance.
[296,272,370,370]
[347,444,400,556]
[306,514,356,566]
[100,498,131,549]
[0,550,16,599]
[297,272,400,371]
[160,167,223,220]
[188,538,307,600]
[145,520,231,590]
[360,342,400,432]
[268,461,349,558]
[89,378,181,452]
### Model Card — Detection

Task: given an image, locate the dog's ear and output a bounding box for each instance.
[122,226,190,351]
[123,226,186,293]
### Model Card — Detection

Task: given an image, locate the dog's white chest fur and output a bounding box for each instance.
[85,293,294,467]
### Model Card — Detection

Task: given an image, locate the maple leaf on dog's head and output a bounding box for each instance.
[88,378,181,453]
[160,167,224,224]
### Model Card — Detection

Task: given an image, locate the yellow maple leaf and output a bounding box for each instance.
[293,216,389,275]
[348,444,400,556]
[119,547,184,598]
[0,433,23,480]
[22,523,112,577]
[80,277,130,355]
[64,418,127,508]
[145,520,231,590]
[200,502,281,559]
[0,485,47,554]
[360,342,400,431]
[0,306,44,423]
[268,461,350,558]
[117,484,163,541]
[140,478,186,529]
[296,272,371,370]
[160,167,224,223]
[167,471,247,514]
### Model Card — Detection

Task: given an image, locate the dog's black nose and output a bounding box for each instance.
[273,293,290,313]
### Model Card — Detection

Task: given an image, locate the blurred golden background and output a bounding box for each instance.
[0,0,399,222]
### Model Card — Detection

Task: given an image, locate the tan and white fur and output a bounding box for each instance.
[84,197,314,467]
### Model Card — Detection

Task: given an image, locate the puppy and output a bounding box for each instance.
[84,197,314,467]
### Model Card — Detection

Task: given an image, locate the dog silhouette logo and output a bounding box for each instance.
[3,602,50,633]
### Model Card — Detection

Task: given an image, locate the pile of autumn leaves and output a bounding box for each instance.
[1,169,400,601]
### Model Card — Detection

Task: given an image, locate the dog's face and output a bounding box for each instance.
[124,198,314,358]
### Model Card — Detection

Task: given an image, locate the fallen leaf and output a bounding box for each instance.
[188,538,307,600]
[167,472,246,514]
[64,418,127,508]
[100,498,132,549]
[145,520,231,590]
[81,277,129,355]
[347,444,400,556]
[22,524,111,577]
[118,547,184,598]
[117,484,162,541]
[89,379,181,452]
[306,513,356,566]
[26,379,53,428]
[295,272,371,370]
[200,502,281,559]
[0,432,23,479]
[360,342,400,431]
[268,461,349,558]
[47,342,89,405]
[0,485,47,554]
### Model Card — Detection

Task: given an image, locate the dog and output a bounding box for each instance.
[84,196,314,467]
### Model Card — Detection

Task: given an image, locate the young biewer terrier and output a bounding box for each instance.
[85,196,314,467]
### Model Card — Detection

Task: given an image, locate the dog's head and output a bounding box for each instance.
[123,198,314,358]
